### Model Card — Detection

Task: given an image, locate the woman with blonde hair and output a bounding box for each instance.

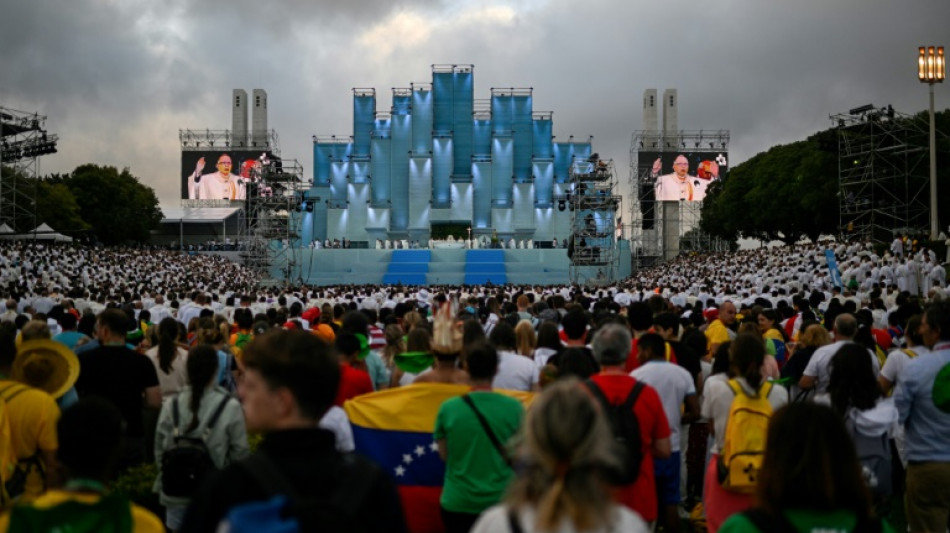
[780,321,830,399]
[381,323,406,369]
[403,311,424,333]
[471,378,648,532]
[514,319,536,357]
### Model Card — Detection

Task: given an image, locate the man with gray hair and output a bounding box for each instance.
[799,313,880,395]
[585,322,671,525]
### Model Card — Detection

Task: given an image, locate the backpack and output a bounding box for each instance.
[217,349,238,394]
[0,383,43,504]
[717,379,773,493]
[844,409,892,500]
[584,379,645,485]
[218,452,377,533]
[7,492,133,533]
[160,393,232,498]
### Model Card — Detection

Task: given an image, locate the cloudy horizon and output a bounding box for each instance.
[2,0,948,213]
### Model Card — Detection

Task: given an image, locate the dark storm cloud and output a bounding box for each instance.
[1,0,948,207]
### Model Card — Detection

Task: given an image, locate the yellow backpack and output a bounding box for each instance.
[717,379,773,493]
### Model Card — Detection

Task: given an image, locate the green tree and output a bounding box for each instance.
[64,165,162,244]
[701,132,838,245]
[35,180,89,236]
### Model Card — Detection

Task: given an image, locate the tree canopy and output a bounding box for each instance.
[700,130,838,245]
[700,110,950,245]
[64,164,162,245]
[0,164,161,244]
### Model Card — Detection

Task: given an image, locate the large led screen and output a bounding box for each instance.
[181,150,276,200]
[639,151,728,203]
[637,150,728,229]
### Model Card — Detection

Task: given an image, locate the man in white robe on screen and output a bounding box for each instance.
[187,154,245,200]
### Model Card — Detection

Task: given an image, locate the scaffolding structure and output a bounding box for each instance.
[0,107,58,231]
[179,128,279,150]
[565,156,621,285]
[627,130,730,270]
[830,106,930,244]
[240,158,307,283]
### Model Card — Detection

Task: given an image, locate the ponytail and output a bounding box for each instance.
[185,344,219,433]
[157,317,179,374]
[730,333,765,390]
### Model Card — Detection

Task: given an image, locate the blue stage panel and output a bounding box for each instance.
[391,250,432,262]
[466,250,505,262]
[387,263,429,273]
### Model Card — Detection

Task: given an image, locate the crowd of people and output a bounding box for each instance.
[0,238,946,532]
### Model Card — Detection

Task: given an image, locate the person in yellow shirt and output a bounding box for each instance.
[0,398,163,532]
[0,324,61,502]
[704,301,737,359]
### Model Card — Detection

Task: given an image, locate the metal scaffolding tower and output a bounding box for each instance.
[0,107,59,231]
[830,105,930,244]
[240,157,307,284]
[566,156,621,285]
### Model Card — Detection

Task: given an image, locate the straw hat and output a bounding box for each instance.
[12,340,80,399]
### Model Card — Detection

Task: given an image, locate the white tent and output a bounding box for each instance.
[17,223,73,242]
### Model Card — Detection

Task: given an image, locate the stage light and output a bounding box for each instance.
[557,200,566,211]
[305,201,314,212]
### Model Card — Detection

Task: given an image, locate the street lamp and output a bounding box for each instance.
[919,45,945,239]
[467,226,472,249]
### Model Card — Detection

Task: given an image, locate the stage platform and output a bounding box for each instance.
[280,248,574,286]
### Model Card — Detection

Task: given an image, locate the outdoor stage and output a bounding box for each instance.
[267,242,631,287]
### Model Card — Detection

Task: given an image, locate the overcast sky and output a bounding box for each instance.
[2,0,948,211]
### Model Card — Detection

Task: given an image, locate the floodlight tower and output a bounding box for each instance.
[918,45,945,239]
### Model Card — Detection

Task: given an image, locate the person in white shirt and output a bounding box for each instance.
[471,380,649,533]
[799,313,879,396]
[489,322,538,391]
[630,333,699,532]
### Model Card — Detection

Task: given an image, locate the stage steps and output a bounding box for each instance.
[464,250,507,285]
[382,250,431,285]
[291,248,572,286]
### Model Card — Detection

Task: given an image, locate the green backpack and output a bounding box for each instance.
[7,492,133,533]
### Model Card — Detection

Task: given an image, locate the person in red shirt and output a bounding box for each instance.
[333,333,373,406]
[586,321,672,525]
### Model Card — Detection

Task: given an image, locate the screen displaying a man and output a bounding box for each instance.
[652,154,717,202]
[187,154,245,200]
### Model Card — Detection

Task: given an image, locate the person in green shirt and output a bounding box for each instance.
[434,341,524,533]
[719,402,894,533]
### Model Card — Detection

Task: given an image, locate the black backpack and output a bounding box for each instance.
[584,379,645,485]
[160,393,232,498]
[221,452,378,533]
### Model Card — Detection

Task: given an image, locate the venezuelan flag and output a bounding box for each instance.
[345,383,533,533]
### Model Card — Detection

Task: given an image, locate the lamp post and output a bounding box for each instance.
[919,45,945,239]
[467,226,472,249]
